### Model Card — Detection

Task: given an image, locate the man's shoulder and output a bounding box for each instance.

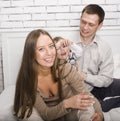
[95,35,107,43]
[95,35,111,48]
[95,35,113,56]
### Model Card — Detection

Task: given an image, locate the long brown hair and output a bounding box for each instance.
[14,29,59,119]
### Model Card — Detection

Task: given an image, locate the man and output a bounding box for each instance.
[77,4,120,112]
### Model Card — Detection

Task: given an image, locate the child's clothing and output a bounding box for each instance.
[67,43,82,71]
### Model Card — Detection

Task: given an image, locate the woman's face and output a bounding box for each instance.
[56,39,70,60]
[35,34,56,68]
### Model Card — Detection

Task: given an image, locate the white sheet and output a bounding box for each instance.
[0,84,120,121]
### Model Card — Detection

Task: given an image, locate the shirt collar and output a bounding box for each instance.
[78,35,98,46]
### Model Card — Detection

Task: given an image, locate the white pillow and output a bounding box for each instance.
[0,105,16,121]
[0,85,15,109]
[0,85,44,121]
[0,85,16,121]
[113,54,120,78]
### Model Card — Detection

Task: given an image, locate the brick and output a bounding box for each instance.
[32,13,55,20]
[35,0,57,5]
[58,0,82,5]
[1,7,23,14]
[56,13,80,19]
[118,5,120,11]
[0,15,9,21]
[23,21,46,27]
[104,19,117,25]
[1,21,23,28]
[11,0,34,7]
[105,12,120,19]
[117,19,120,25]
[47,20,69,27]
[82,0,105,4]
[71,5,85,12]
[106,0,120,4]
[102,5,117,12]
[9,14,31,21]
[0,0,10,7]
[70,20,80,26]
[24,6,46,13]
[47,6,69,13]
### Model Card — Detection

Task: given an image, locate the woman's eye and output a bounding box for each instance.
[50,44,55,48]
[39,48,44,51]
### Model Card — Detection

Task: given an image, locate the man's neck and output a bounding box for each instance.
[80,35,95,45]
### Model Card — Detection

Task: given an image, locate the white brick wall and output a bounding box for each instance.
[0,0,120,92]
[0,34,4,93]
[0,0,120,31]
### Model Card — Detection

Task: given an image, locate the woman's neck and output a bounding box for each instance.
[38,66,51,76]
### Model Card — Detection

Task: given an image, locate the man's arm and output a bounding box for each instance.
[85,46,114,88]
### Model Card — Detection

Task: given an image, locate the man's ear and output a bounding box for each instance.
[98,22,103,30]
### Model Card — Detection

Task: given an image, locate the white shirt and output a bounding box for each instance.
[76,35,114,91]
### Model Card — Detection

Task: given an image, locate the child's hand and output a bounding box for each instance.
[59,39,73,47]
[78,71,87,81]
[91,113,104,121]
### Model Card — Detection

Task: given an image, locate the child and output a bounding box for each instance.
[53,36,95,121]
[53,36,82,71]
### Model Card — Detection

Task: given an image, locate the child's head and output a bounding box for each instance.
[53,36,70,60]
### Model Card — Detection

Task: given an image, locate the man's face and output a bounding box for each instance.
[80,12,102,39]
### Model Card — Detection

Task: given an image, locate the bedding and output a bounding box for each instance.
[0,85,44,121]
[0,54,120,121]
[1,85,120,121]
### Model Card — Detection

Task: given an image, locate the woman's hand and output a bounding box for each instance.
[91,113,104,121]
[63,93,94,110]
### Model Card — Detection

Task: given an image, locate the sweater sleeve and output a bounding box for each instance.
[63,63,103,115]
[63,63,89,94]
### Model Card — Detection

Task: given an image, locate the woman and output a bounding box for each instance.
[14,29,104,121]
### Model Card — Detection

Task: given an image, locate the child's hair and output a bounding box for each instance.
[53,36,79,70]
[53,36,64,43]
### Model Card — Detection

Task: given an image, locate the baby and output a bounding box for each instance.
[53,36,95,121]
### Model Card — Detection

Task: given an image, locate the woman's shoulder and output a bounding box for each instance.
[62,62,79,80]
[61,62,83,86]
[64,62,72,69]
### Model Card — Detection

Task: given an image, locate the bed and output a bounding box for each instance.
[0,31,120,121]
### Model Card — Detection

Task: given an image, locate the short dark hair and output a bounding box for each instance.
[81,4,105,24]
